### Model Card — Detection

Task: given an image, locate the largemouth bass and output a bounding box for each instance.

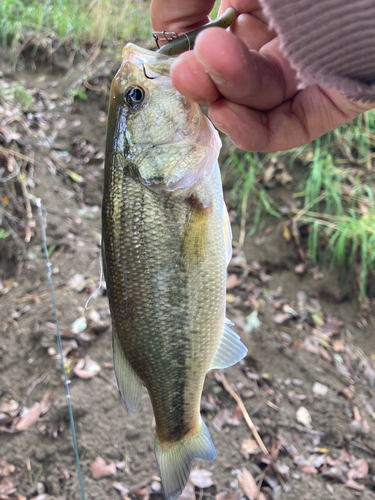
[102,43,247,500]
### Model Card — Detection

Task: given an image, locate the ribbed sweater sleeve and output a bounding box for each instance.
[259,0,375,102]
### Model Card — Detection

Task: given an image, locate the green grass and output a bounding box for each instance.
[227,109,375,302]
[223,150,281,238]
[0,0,151,54]
[0,82,34,109]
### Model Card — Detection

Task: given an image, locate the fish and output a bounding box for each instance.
[102,43,247,500]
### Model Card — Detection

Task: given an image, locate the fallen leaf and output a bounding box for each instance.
[73,356,100,379]
[39,390,53,416]
[295,263,307,275]
[179,480,195,500]
[348,458,368,481]
[212,409,231,432]
[241,439,261,459]
[71,316,87,334]
[90,457,116,479]
[344,479,365,491]
[283,226,291,242]
[332,339,344,352]
[245,311,261,333]
[0,462,15,476]
[226,274,241,290]
[111,481,130,498]
[300,465,318,476]
[14,404,41,431]
[241,468,258,500]
[272,313,293,324]
[190,469,213,489]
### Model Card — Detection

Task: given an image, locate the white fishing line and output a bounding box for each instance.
[85,248,104,310]
[35,198,86,500]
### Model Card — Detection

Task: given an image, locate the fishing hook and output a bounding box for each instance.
[142,63,158,80]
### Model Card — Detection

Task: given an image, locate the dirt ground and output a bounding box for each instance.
[1,50,375,500]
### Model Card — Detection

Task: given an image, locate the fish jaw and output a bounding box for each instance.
[105,43,222,195]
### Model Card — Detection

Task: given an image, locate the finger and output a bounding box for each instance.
[171,51,220,105]
[208,86,373,152]
[191,28,297,110]
[151,0,215,34]
[230,13,276,50]
[219,0,261,15]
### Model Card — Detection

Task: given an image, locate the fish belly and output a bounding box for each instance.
[102,166,226,443]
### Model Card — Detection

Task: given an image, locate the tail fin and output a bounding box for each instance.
[155,418,216,500]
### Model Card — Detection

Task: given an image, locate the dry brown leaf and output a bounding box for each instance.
[272,313,293,324]
[241,468,258,500]
[241,439,261,459]
[226,274,241,290]
[331,339,343,352]
[344,479,365,491]
[73,356,100,379]
[179,480,195,500]
[228,405,243,426]
[215,493,227,500]
[110,481,130,499]
[353,406,362,423]
[294,263,307,275]
[348,458,368,481]
[319,347,333,363]
[299,465,318,476]
[0,472,22,496]
[14,404,41,431]
[90,457,116,479]
[39,389,53,416]
[212,409,231,432]
[0,461,15,476]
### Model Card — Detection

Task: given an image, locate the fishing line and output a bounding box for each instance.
[85,250,104,310]
[35,198,86,500]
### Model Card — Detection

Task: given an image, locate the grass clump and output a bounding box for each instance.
[0,0,151,55]
[227,109,375,302]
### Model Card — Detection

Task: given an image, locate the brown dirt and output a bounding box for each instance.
[1,53,375,500]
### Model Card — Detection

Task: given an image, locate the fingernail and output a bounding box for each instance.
[196,100,211,107]
[195,52,227,86]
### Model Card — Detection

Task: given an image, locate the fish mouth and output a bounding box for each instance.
[122,43,173,78]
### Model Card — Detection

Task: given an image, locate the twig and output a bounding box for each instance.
[17,172,35,243]
[25,369,51,397]
[238,189,249,249]
[351,441,375,456]
[218,373,284,484]
[0,146,39,165]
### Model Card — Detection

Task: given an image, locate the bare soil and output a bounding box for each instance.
[1,51,375,500]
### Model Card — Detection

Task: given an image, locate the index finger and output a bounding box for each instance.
[150,0,216,34]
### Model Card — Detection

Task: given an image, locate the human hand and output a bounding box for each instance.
[151,0,374,152]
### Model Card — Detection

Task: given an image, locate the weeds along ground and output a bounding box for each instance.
[1,0,375,303]
[223,112,375,303]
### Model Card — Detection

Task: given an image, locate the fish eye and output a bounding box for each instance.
[124,85,145,110]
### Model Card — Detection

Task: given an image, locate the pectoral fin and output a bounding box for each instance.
[209,318,247,370]
[113,328,142,411]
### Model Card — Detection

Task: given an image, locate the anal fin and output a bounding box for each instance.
[113,327,142,411]
[209,318,247,370]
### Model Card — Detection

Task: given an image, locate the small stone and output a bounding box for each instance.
[36,482,46,494]
[312,382,328,397]
[296,406,312,427]
[151,481,161,492]
[292,379,304,387]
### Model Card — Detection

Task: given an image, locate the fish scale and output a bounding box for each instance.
[102,43,247,500]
